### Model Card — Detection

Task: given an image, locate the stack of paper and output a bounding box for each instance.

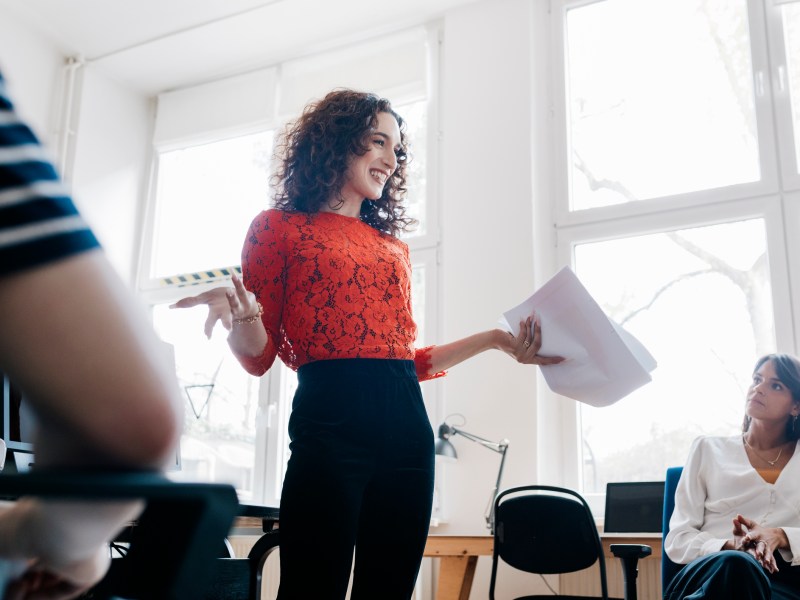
[500,267,657,407]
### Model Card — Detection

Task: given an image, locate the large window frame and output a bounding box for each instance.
[545,0,800,513]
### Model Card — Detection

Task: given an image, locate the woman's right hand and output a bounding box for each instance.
[499,316,565,366]
[170,273,260,339]
[724,515,746,552]
[732,514,787,573]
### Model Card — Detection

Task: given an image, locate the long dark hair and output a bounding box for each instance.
[742,353,800,441]
[271,88,416,237]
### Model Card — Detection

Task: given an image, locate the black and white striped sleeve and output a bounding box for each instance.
[0,72,99,277]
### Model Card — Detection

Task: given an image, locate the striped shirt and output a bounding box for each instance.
[0,72,99,277]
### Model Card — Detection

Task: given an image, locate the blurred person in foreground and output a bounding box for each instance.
[0,70,182,599]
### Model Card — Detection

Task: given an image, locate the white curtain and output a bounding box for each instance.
[153,27,427,150]
[153,67,278,149]
[277,28,428,118]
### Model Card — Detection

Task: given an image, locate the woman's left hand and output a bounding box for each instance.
[500,316,564,366]
[735,514,788,573]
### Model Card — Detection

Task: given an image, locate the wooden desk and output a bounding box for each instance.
[231,514,492,600]
[423,535,493,600]
[422,533,660,600]
[231,513,658,600]
[233,510,491,600]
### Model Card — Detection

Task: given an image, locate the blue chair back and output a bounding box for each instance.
[661,466,684,595]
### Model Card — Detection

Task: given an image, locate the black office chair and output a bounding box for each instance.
[0,470,240,599]
[489,485,650,600]
[201,504,280,600]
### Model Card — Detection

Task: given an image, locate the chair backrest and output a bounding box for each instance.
[0,470,240,600]
[201,505,281,600]
[661,466,684,594]
[490,485,609,600]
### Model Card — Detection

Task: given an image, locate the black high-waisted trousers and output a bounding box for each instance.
[276,358,435,600]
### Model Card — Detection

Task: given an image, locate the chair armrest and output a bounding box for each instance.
[610,544,652,600]
[610,543,652,560]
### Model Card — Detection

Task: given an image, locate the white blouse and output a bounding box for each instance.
[665,435,800,566]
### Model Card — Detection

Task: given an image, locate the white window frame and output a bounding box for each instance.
[764,0,800,190]
[551,0,783,231]
[136,121,278,297]
[545,0,800,513]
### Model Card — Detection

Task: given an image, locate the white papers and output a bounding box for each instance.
[500,267,656,407]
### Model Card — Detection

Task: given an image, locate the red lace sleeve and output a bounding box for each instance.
[233,341,278,377]
[414,345,447,382]
[231,211,283,376]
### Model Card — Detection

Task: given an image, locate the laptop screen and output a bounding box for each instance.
[603,481,665,533]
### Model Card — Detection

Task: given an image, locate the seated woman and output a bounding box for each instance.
[664,353,800,600]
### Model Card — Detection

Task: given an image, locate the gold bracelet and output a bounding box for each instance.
[233,302,263,325]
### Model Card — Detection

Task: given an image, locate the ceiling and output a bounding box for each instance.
[3,0,480,96]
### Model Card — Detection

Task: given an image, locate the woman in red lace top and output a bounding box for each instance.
[174,89,561,600]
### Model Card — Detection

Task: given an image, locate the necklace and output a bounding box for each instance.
[743,435,785,467]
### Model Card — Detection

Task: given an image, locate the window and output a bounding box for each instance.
[142,130,275,501]
[400,99,429,238]
[784,2,800,171]
[148,131,273,279]
[552,0,800,507]
[152,302,261,501]
[768,0,800,188]
[574,217,775,491]
[565,0,759,209]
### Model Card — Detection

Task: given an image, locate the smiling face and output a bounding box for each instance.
[338,111,402,207]
[746,359,800,426]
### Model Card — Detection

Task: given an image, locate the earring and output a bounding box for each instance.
[793,414,798,435]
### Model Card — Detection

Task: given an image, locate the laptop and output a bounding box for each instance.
[603,481,665,533]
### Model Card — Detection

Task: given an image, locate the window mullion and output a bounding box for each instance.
[762,0,800,189]
[746,0,783,192]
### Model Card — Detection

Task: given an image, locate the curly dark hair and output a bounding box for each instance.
[742,353,800,441]
[271,88,417,237]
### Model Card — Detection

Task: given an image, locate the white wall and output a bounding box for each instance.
[436,0,556,596]
[0,9,62,145]
[0,6,153,285]
[70,68,153,282]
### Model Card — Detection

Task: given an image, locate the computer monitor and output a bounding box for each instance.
[603,481,665,533]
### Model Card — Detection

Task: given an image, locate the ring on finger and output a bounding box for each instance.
[523,340,531,348]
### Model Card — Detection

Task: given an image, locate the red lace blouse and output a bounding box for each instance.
[233,209,445,382]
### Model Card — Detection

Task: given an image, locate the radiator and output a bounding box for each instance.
[560,558,661,599]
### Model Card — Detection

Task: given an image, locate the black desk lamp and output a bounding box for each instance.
[434,421,509,533]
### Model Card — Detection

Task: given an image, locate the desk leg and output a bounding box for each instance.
[436,556,478,600]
